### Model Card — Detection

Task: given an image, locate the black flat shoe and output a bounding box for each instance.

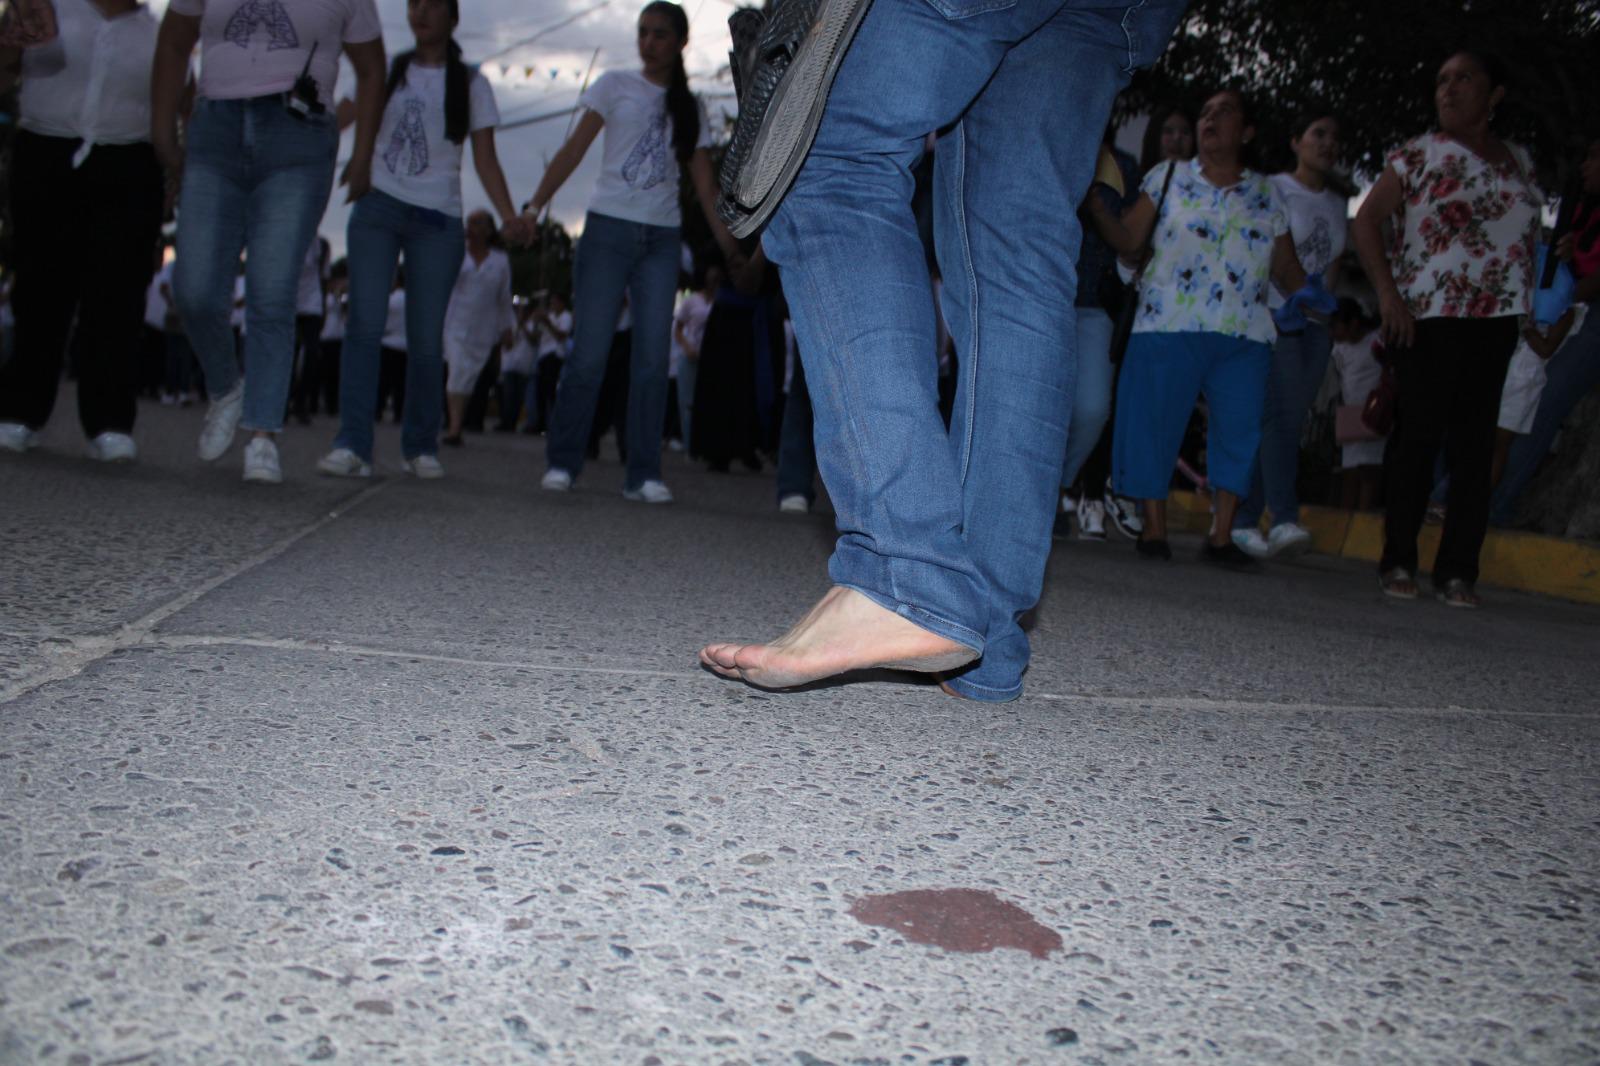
[1135,537,1172,561]
[1201,540,1259,571]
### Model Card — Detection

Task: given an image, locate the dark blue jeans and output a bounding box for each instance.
[776,356,817,504]
[1235,321,1331,529]
[545,211,679,490]
[1490,306,1600,524]
[335,189,465,462]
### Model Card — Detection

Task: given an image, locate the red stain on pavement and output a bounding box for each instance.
[847,888,1063,959]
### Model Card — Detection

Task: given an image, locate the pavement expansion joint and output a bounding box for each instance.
[0,481,390,707]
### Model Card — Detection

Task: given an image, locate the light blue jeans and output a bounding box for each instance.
[1491,305,1600,524]
[335,189,465,462]
[546,211,679,490]
[1235,320,1331,530]
[173,97,337,433]
[1059,306,1115,489]
[762,0,1185,702]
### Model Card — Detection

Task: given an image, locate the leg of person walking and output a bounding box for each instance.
[775,354,818,507]
[545,214,634,482]
[1198,334,1272,542]
[331,194,405,466]
[399,210,466,463]
[0,133,80,441]
[1433,316,1519,591]
[237,107,338,440]
[937,7,1157,700]
[69,143,163,443]
[621,225,679,493]
[1234,322,1329,548]
[705,0,1184,694]
[1058,305,1116,534]
[173,101,251,424]
[1490,310,1600,524]
[1380,321,1455,582]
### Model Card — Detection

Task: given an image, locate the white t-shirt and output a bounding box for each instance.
[296,239,325,316]
[500,317,538,377]
[320,291,345,340]
[1267,173,1347,310]
[382,289,406,350]
[581,69,710,228]
[673,291,712,356]
[1332,327,1386,466]
[168,0,382,109]
[371,63,499,217]
[18,0,158,155]
[144,270,169,330]
[537,308,572,359]
[443,248,514,354]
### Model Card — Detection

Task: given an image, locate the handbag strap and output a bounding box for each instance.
[1130,159,1178,289]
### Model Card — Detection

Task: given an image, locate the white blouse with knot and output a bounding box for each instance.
[18,0,159,166]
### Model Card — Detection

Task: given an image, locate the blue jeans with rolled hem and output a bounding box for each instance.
[1059,306,1116,489]
[335,189,465,462]
[546,211,679,490]
[1490,306,1600,524]
[172,97,337,434]
[1234,321,1331,530]
[1112,330,1271,501]
[762,0,1185,702]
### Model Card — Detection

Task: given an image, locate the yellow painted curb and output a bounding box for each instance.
[1164,490,1600,606]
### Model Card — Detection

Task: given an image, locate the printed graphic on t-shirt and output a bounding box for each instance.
[1296,216,1333,276]
[223,0,299,50]
[621,109,669,190]
[383,99,429,176]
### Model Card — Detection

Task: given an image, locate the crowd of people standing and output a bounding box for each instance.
[0,0,1596,618]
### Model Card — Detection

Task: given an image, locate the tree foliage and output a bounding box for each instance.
[1119,0,1600,189]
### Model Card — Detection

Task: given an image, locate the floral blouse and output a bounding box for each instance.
[1133,159,1289,344]
[1386,132,1541,320]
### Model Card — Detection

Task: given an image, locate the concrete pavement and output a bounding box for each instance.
[1,395,1597,1064]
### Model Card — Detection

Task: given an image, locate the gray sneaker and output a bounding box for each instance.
[717,0,876,237]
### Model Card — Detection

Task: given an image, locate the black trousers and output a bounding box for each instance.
[1381,315,1519,586]
[289,314,324,417]
[0,132,162,436]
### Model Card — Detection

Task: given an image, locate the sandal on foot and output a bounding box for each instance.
[1435,578,1481,609]
[717,0,876,237]
[1378,567,1418,599]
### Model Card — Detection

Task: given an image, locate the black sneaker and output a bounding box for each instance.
[1104,479,1144,540]
[1051,508,1073,540]
[1201,540,1260,571]
[717,0,877,237]
[1135,537,1172,561]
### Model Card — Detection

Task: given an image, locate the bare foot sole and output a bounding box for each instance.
[699,586,978,690]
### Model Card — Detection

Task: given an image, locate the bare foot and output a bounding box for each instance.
[700,587,978,690]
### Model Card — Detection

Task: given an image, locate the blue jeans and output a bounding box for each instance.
[1491,305,1600,524]
[762,0,1184,702]
[1059,306,1115,488]
[1235,321,1331,530]
[173,97,337,433]
[546,211,679,490]
[1112,330,1271,500]
[335,189,465,461]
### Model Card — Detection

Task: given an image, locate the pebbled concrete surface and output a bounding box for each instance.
[1,395,1597,1064]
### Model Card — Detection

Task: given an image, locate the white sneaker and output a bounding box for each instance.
[623,479,673,504]
[402,454,445,479]
[198,381,244,461]
[317,447,371,478]
[242,436,282,484]
[778,493,810,513]
[1230,528,1271,560]
[1075,497,1106,540]
[0,421,39,453]
[541,468,573,492]
[1267,521,1313,558]
[86,432,137,463]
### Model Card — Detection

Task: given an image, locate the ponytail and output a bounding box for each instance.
[444,38,470,145]
[642,1,698,165]
[382,34,471,146]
